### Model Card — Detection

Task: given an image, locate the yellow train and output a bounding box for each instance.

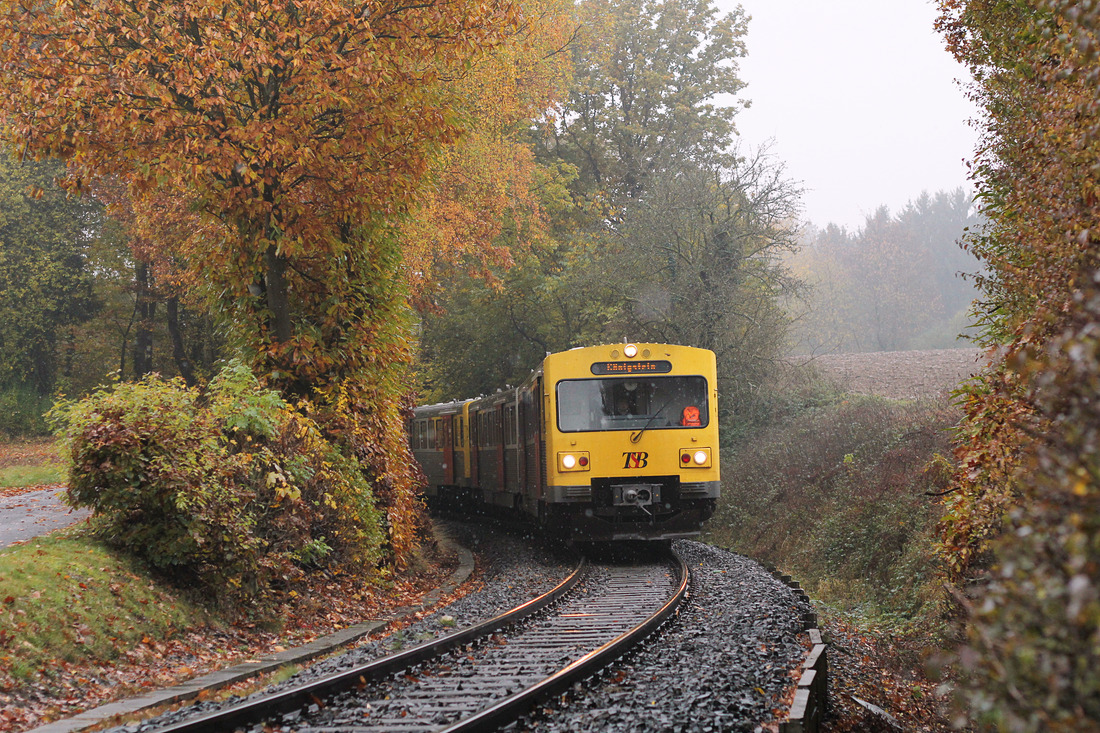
[410,343,720,541]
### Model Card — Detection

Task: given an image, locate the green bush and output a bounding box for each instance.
[49,363,385,612]
[0,384,53,438]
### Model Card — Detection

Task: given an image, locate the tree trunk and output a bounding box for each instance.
[264,245,293,344]
[166,297,196,386]
[133,261,155,378]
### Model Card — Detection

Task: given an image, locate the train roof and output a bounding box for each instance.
[411,399,469,417]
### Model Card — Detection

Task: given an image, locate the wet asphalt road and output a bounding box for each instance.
[0,486,90,547]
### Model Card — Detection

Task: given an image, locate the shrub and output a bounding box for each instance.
[50,363,385,612]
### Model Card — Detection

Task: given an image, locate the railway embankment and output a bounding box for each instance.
[0,520,467,732]
[707,348,979,730]
[518,540,816,732]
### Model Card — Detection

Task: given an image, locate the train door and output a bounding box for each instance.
[519,380,543,512]
[517,395,527,492]
[470,409,480,487]
[442,415,455,485]
[453,413,467,486]
[496,403,506,491]
[537,377,546,500]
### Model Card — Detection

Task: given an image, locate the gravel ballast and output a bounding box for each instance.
[517,540,813,733]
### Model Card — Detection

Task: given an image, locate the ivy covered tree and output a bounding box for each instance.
[936,0,1100,727]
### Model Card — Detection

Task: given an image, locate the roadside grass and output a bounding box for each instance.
[0,531,210,683]
[0,438,64,490]
[0,464,65,488]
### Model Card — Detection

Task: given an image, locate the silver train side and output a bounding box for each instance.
[410,343,721,541]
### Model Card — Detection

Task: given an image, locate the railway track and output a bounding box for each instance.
[151,550,689,733]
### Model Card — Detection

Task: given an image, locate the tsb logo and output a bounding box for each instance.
[622,452,649,469]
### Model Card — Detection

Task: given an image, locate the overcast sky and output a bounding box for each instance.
[718,0,981,231]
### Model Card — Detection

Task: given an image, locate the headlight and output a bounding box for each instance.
[679,447,711,468]
[558,451,590,471]
[624,343,638,358]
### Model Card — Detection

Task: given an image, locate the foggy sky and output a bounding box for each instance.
[720,0,981,231]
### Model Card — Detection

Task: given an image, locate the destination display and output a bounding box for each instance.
[590,360,673,375]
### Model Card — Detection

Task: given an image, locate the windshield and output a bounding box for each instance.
[556,376,709,433]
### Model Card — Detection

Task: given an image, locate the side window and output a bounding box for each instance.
[522,386,539,441]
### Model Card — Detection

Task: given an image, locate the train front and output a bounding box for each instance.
[542,343,720,541]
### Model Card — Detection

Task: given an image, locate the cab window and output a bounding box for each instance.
[556,376,708,433]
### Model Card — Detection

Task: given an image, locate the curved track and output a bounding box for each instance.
[151,552,689,733]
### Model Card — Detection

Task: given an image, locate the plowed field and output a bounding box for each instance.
[807,347,986,400]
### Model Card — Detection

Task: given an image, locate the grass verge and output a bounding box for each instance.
[0,464,65,489]
[0,438,64,491]
[0,531,210,683]
[0,520,458,733]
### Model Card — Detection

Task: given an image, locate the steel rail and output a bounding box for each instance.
[152,556,587,733]
[436,550,690,733]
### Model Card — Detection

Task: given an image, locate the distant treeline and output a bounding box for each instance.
[789,188,983,355]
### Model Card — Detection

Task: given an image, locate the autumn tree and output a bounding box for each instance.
[93,181,229,386]
[936,0,1100,727]
[401,0,575,306]
[0,0,527,565]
